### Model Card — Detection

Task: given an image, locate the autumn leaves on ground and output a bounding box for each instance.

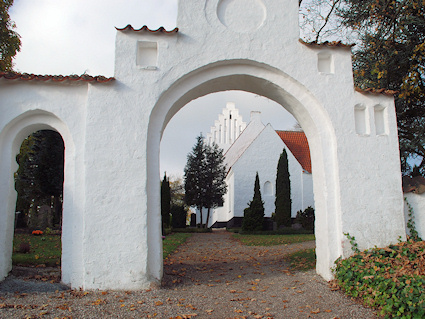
[0,230,377,318]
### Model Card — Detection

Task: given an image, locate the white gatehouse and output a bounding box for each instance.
[0,0,406,290]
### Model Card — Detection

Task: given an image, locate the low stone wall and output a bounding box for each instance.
[404,192,425,239]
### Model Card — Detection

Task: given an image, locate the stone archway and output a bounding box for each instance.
[147,60,342,282]
[0,110,82,285]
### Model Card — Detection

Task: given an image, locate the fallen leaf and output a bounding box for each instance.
[155,301,163,306]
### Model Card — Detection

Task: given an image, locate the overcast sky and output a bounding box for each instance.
[9,0,297,179]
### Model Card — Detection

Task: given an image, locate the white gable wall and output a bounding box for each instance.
[231,124,307,219]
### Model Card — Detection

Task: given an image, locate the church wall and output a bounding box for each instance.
[231,125,306,219]
[302,172,315,211]
[404,193,425,240]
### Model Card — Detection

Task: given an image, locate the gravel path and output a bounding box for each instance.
[0,230,377,318]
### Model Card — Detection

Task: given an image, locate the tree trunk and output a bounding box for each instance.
[206,207,211,229]
[199,207,203,228]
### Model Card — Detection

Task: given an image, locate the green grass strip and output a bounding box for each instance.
[233,233,315,246]
[163,233,192,259]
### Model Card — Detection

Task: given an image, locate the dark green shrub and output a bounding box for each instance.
[171,205,187,229]
[242,173,265,232]
[295,206,315,231]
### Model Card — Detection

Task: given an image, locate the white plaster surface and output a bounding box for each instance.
[206,111,314,228]
[404,193,425,240]
[0,0,406,288]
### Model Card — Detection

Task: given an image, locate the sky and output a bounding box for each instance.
[9,0,298,178]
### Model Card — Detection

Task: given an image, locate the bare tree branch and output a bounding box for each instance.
[315,0,341,42]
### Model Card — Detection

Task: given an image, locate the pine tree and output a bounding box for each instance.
[161,173,171,234]
[242,173,265,231]
[275,149,292,227]
[204,142,227,227]
[14,130,64,227]
[184,135,227,228]
[184,135,207,226]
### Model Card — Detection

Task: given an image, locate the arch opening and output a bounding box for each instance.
[147,60,342,282]
[0,110,79,286]
[12,129,64,280]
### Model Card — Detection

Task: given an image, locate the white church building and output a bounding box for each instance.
[204,102,314,228]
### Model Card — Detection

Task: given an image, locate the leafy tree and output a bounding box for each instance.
[275,149,292,227]
[338,0,425,174]
[0,0,21,71]
[184,135,227,228]
[169,175,186,207]
[242,172,265,232]
[161,172,171,234]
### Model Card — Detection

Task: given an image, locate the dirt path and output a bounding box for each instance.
[0,230,377,318]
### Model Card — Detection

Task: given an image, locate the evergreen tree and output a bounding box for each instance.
[184,135,227,228]
[242,173,265,231]
[161,173,171,234]
[204,142,227,227]
[184,134,207,226]
[14,130,64,227]
[275,149,292,227]
[0,0,21,71]
[171,204,187,229]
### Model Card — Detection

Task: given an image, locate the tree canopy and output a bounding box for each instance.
[339,0,425,173]
[14,130,64,227]
[184,134,227,227]
[0,0,21,71]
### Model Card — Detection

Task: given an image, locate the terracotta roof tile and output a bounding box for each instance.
[116,25,178,33]
[299,39,355,48]
[276,130,312,173]
[355,87,398,96]
[0,72,114,83]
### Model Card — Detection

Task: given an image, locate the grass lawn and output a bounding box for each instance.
[285,248,316,271]
[163,233,192,259]
[233,233,315,246]
[12,232,192,266]
[13,233,61,266]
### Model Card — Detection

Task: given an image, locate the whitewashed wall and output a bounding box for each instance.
[0,0,406,288]
[404,193,425,240]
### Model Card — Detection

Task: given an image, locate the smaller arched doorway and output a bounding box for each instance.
[147,60,342,282]
[0,110,80,286]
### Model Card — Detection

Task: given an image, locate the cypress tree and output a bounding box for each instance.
[161,172,171,234]
[242,172,265,231]
[275,148,291,227]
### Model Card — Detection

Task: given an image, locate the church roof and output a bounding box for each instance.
[276,131,312,173]
[0,72,114,83]
[116,25,179,33]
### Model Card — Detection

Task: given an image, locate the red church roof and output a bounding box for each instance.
[276,131,312,173]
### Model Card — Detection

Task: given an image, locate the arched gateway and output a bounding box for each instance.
[0,0,406,289]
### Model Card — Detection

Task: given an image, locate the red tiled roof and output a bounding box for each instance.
[116,25,178,33]
[355,87,398,96]
[299,39,355,48]
[0,72,114,83]
[276,130,312,173]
